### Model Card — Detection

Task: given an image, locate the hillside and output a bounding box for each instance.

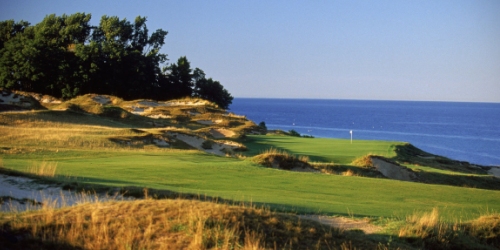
[1,90,499,249]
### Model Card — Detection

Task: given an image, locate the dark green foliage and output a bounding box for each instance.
[159,56,194,100]
[192,68,233,109]
[0,13,233,108]
[288,129,301,137]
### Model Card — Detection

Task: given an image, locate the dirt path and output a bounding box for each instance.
[298,215,382,234]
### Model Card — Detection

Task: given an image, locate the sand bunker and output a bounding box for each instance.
[129,106,153,115]
[138,100,165,107]
[489,167,500,178]
[148,114,171,119]
[165,101,208,107]
[168,132,243,156]
[0,92,32,107]
[0,174,129,212]
[92,95,111,105]
[153,139,170,147]
[371,157,417,182]
[210,128,236,139]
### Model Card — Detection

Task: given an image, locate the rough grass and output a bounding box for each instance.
[27,161,57,177]
[309,162,385,178]
[2,150,499,221]
[398,208,500,249]
[351,154,375,168]
[0,199,380,250]
[1,92,500,248]
[252,148,310,170]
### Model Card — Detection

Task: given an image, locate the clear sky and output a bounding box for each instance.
[1,0,499,102]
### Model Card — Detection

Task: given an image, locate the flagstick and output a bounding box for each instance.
[350,130,352,144]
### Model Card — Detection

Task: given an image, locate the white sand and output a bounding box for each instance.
[371,157,417,181]
[0,174,130,212]
[209,128,236,139]
[138,100,164,107]
[488,167,500,178]
[153,139,170,147]
[92,95,111,105]
[168,132,243,156]
[0,92,21,104]
[148,114,171,119]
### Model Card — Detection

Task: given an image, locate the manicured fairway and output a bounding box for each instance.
[243,135,402,164]
[3,149,498,221]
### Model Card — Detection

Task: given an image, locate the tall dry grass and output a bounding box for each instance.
[27,161,58,177]
[260,148,310,163]
[350,154,376,168]
[0,197,379,249]
[398,208,500,248]
[253,148,311,170]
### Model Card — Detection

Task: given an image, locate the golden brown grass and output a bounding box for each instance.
[398,208,500,249]
[0,199,378,250]
[350,154,376,168]
[252,148,311,170]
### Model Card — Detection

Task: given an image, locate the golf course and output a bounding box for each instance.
[0,91,499,249]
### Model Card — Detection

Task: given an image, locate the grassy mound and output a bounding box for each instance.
[0,199,380,250]
[252,148,311,170]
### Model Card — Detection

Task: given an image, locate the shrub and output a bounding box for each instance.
[288,129,301,137]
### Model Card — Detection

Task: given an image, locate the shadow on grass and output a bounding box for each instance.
[0,226,83,250]
[1,109,153,129]
[414,170,500,191]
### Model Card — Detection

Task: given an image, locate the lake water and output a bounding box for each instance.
[230,98,500,166]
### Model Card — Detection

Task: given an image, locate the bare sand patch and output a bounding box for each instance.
[138,100,165,107]
[210,128,236,139]
[129,106,153,115]
[168,132,242,156]
[489,167,500,178]
[92,95,111,105]
[164,100,208,106]
[153,139,169,147]
[148,114,171,119]
[0,92,32,107]
[371,157,417,181]
[0,174,130,212]
[299,215,382,234]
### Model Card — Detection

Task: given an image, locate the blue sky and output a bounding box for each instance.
[1,0,499,102]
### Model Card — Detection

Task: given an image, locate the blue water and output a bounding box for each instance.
[230,98,500,166]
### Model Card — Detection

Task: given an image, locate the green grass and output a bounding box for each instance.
[2,148,499,221]
[242,135,401,164]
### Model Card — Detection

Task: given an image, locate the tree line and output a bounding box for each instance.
[0,13,233,109]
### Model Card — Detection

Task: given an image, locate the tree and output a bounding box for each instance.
[89,15,168,100]
[1,13,233,107]
[0,13,93,98]
[0,19,30,50]
[159,56,194,99]
[193,68,233,109]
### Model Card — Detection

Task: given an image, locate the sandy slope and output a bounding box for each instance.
[0,174,129,212]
